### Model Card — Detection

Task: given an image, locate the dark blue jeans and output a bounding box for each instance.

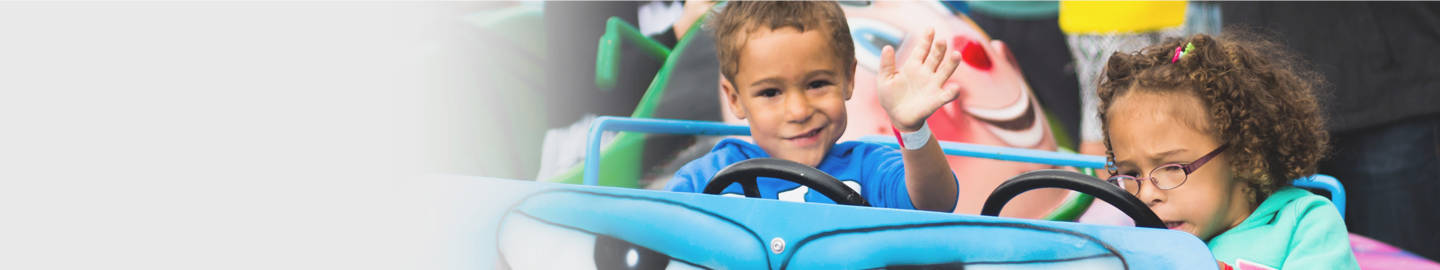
[1318,114,1440,261]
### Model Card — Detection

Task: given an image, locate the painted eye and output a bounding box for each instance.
[847,17,905,72]
[597,235,671,270]
[497,213,706,270]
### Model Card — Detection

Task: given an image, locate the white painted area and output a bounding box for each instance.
[497,215,600,270]
[626,249,640,267]
[965,84,1046,147]
[496,210,702,270]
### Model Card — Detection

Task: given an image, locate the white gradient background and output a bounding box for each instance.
[0,2,521,269]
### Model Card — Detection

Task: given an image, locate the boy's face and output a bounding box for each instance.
[721,26,855,167]
[1106,91,1251,241]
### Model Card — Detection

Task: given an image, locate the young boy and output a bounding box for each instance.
[663,1,964,212]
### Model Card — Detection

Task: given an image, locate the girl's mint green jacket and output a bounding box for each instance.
[1207,186,1360,269]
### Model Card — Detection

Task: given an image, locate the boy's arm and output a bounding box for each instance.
[875,28,962,212]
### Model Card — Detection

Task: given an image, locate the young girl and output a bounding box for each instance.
[1097,33,1359,269]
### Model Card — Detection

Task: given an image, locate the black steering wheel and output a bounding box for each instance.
[979,169,1166,229]
[702,158,871,207]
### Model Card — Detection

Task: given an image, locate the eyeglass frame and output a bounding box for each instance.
[1105,144,1231,195]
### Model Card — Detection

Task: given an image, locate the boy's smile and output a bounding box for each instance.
[784,126,827,147]
[721,26,854,167]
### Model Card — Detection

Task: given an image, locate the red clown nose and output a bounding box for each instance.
[955,37,992,71]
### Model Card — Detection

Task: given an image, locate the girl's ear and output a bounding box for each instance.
[721,75,747,119]
[844,60,856,100]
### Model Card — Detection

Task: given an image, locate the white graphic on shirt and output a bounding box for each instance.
[1235,258,1278,270]
[778,186,808,202]
[777,180,862,203]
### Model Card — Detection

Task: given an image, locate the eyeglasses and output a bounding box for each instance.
[1106,144,1230,195]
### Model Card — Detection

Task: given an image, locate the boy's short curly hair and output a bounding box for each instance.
[1097,31,1329,203]
[709,1,854,83]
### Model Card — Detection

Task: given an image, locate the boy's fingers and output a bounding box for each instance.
[943,82,963,100]
[879,45,896,79]
[907,28,936,66]
[924,38,948,72]
[932,50,962,87]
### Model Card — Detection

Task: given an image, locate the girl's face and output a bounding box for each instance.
[1105,91,1252,241]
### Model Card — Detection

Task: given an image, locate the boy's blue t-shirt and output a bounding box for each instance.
[664,138,956,211]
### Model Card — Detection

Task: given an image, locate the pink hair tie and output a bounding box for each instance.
[1171,46,1184,63]
[1171,42,1194,63]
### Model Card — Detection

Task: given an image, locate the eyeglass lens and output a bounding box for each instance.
[1108,164,1188,195]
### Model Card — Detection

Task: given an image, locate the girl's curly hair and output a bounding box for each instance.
[1097,31,1329,203]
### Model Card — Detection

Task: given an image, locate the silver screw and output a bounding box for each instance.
[770,237,785,254]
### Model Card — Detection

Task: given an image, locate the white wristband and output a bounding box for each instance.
[895,122,931,150]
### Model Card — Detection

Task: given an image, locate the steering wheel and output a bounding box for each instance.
[980,169,1166,229]
[702,158,871,207]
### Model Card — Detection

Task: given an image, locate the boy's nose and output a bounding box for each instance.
[784,93,814,123]
[953,36,991,70]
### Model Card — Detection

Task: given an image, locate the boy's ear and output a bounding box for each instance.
[844,60,857,100]
[720,75,747,120]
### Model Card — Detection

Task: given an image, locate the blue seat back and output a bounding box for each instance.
[1292,174,1346,219]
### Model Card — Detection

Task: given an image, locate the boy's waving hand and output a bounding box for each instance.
[876,27,963,132]
[871,27,960,212]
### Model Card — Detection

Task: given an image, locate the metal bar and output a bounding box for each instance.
[857,135,1108,169]
[595,16,673,90]
[583,116,751,185]
[1292,174,1346,219]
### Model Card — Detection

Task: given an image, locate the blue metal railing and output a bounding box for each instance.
[858,135,1108,169]
[1292,174,1346,219]
[583,116,750,186]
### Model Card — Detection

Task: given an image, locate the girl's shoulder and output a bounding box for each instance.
[1211,187,1358,269]
[1264,187,1342,225]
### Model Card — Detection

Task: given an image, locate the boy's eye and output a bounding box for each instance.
[807,80,833,89]
[757,89,780,97]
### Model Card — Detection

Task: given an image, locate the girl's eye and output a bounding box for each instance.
[757,89,780,98]
[807,80,833,89]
